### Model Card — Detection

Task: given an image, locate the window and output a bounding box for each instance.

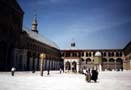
[103,52,106,56]
[119,52,122,57]
[111,52,114,57]
[86,52,88,57]
[81,52,84,57]
[89,52,91,57]
[108,52,111,57]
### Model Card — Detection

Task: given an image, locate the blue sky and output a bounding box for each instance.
[18,0,131,49]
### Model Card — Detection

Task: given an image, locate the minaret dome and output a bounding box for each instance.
[32,15,38,33]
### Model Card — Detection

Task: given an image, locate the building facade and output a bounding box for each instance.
[0,0,24,71]
[0,0,130,72]
[61,49,125,73]
[0,0,62,71]
[123,41,131,70]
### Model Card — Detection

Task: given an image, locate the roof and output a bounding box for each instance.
[61,49,122,52]
[23,27,59,49]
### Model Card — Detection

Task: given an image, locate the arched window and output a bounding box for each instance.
[86,52,88,57]
[65,61,71,70]
[86,58,91,64]
[103,52,106,56]
[108,52,111,57]
[116,52,119,57]
[116,58,123,63]
[109,58,115,62]
[111,52,114,57]
[88,52,91,57]
[102,58,107,62]
[119,52,122,57]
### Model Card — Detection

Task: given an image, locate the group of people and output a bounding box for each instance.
[83,68,98,82]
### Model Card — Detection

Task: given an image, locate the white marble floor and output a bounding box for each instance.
[0,71,131,90]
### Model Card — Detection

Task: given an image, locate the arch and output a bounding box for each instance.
[116,58,123,71]
[116,52,119,57]
[80,58,84,62]
[86,52,88,57]
[102,58,107,71]
[116,58,123,64]
[116,58,123,63]
[102,58,107,62]
[108,58,115,71]
[119,52,122,57]
[88,52,91,57]
[86,58,91,64]
[65,61,71,70]
[109,58,115,62]
[111,52,114,57]
[108,52,111,57]
[103,52,106,56]
[72,61,77,72]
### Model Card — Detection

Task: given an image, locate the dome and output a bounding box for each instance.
[95,51,102,57]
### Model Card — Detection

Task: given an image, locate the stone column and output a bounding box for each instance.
[35,58,38,71]
[99,64,102,72]
[76,62,79,73]
[70,60,72,72]
[52,60,54,70]
[47,60,49,70]
[29,57,33,71]
[107,59,109,71]
[130,59,131,70]
[64,61,66,72]
[54,61,56,70]
[114,59,117,71]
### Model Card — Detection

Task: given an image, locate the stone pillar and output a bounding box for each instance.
[99,64,102,72]
[64,61,66,72]
[35,58,38,71]
[57,61,59,70]
[70,61,72,72]
[50,60,53,70]
[77,62,79,73]
[107,59,109,71]
[47,60,49,70]
[52,60,54,70]
[130,59,131,70]
[29,57,33,71]
[115,59,117,71]
[54,61,56,70]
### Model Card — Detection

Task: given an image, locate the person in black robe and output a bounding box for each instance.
[91,68,98,82]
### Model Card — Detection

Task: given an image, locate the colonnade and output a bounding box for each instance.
[64,59,79,73]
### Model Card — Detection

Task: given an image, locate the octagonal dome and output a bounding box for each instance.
[95,51,102,57]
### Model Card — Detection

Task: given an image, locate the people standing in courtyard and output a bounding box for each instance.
[83,69,86,75]
[11,67,16,76]
[85,69,91,82]
[60,68,62,74]
[91,68,98,82]
[47,67,50,75]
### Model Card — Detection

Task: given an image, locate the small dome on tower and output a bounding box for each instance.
[32,14,38,33]
[95,51,102,57]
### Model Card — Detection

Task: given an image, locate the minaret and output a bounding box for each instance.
[32,15,38,33]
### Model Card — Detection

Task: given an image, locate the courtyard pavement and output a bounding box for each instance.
[0,70,131,90]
